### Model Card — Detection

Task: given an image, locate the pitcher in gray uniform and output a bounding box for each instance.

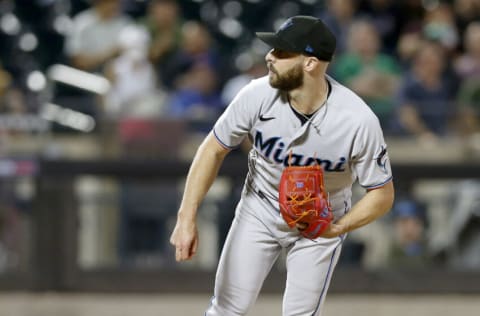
[170,16,395,316]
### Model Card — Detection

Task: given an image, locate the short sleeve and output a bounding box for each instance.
[352,114,393,189]
[213,80,260,148]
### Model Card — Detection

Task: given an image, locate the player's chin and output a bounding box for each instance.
[269,77,282,89]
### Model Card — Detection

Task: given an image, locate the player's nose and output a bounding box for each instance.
[266,49,275,63]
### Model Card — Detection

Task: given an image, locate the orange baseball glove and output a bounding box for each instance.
[279,165,333,239]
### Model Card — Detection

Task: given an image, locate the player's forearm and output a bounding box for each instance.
[177,133,230,221]
[71,49,119,71]
[336,181,394,233]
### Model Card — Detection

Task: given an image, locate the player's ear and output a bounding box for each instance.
[304,56,319,72]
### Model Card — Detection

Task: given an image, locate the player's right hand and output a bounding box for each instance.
[169,217,199,262]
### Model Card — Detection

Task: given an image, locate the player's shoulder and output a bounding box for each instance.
[328,76,369,110]
[243,75,275,94]
[327,75,380,124]
[231,75,279,104]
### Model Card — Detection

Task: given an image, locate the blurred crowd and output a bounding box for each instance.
[0,0,480,272]
[0,0,477,143]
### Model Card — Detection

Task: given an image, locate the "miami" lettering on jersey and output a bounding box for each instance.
[254,130,346,171]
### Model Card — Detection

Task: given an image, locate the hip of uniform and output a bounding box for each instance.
[238,183,299,246]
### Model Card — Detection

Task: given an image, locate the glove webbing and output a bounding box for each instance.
[285,192,320,225]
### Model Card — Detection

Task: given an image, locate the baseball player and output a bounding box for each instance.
[170,15,394,316]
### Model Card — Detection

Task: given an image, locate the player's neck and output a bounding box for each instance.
[288,77,329,115]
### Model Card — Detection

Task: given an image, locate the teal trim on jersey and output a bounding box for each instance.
[363,176,393,189]
[213,128,240,150]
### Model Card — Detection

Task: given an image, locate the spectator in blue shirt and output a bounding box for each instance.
[394,40,458,142]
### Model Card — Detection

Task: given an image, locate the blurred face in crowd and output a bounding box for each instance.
[424,3,456,25]
[413,42,445,82]
[348,20,380,58]
[327,0,355,20]
[454,0,480,17]
[464,22,480,57]
[395,216,424,246]
[423,3,459,49]
[194,64,218,94]
[150,0,179,28]
[266,49,304,91]
[94,0,121,19]
[181,21,211,55]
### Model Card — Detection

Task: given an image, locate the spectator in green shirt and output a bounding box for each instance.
[332,19,401,133]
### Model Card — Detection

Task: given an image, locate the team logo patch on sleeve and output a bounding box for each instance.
[374,145,389,173]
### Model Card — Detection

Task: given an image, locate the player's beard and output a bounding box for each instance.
[269,61,304,91]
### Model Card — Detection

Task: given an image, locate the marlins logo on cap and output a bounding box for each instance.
[279,19,294,31]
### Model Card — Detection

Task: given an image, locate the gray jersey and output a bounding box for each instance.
[213,75,392,212]
[206,75,393,316]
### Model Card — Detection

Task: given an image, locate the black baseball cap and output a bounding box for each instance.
[256,16,336,61]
